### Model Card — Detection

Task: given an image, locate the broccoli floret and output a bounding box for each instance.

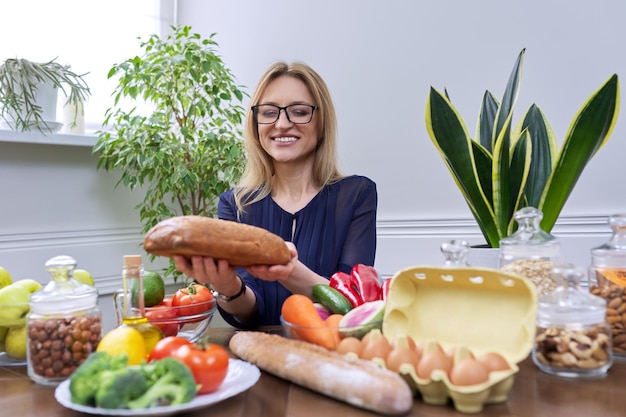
[95,368,149,409]
[127,357,198,409]
[69,351,129,406]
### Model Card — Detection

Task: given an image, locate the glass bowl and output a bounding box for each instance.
[280,315,382,348]
[114,293,217,343]
[0,301,29,366]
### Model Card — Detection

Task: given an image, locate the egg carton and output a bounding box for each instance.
[399,342,517,413]
[382,265,537,413]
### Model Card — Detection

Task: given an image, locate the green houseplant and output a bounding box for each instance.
[425,48,619,248]
[94,25,247,277]
[0,57,90,133]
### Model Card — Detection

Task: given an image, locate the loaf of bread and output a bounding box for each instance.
[143,215,291,267]
[229,331,414,415]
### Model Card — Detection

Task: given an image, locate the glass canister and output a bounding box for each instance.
[499,207,562,296]
[27,255,102,385]
[533,263,613,378]
[588,213,626,360]
[440,240,471,266]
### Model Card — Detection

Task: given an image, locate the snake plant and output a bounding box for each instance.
[425,49,619,248]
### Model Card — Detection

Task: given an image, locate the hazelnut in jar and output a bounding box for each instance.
[27,255,102,386]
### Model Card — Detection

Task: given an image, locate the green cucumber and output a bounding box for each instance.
[312,284,353,315]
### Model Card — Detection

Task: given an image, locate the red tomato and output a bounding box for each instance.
[145,305,179,337]
[172,284,213,316]
[174,343,229,394]
[161,296,173,307]
[148,336,192,362]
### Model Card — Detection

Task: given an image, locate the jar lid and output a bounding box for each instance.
[591,214,626,267]
[499,207,561,263]
[537,264,606,326]
[30,255,98,315]
[440,240,470,266]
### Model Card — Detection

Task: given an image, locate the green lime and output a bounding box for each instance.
[131,270,165,307]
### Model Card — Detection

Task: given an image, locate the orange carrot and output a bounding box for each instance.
[325,314,344,349]
[282,294,335,349]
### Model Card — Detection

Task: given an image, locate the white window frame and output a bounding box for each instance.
[0,0,176,135]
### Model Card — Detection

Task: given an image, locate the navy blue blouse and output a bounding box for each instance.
[216,175,378,328]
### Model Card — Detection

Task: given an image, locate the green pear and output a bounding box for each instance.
[73,269,95,286]
[0,285,30,326]
[11,278,43,293]
[5,324,27,360]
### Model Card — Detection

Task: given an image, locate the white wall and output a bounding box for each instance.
[177,0,626,273]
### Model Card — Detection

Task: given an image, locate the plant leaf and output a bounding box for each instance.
[508,129,532,235]
[425,87,500,246]
[477,91,499,153]
[539,74,620,231]
[492,49,524,146]
[513,104,557,208]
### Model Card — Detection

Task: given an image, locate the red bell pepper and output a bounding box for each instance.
[350,264,382,302]
[329,272,363,308]
[381,278,391,301]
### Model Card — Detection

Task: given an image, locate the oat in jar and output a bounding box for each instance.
[499,207,561,296]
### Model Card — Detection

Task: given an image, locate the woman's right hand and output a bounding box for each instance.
[172,255,242,296]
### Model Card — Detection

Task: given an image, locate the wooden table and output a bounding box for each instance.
[1,327,625,417]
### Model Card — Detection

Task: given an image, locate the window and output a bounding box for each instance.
[0,0,175,134]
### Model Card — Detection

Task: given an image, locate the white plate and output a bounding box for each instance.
[55,359,260,416]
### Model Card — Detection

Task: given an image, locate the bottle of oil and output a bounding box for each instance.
[118,255,163,356]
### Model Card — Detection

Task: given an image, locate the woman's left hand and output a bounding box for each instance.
[246,242,298,282]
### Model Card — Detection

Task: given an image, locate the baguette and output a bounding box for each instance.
[229,331,413,415]
[143,215,291,267]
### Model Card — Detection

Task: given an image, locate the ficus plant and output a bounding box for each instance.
[425,48,619,248]
[94,25,247,277]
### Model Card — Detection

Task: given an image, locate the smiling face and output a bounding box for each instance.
[256,75,319,167]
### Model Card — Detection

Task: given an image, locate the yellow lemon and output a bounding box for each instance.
[96,326,146,365]
[0,267,12,289]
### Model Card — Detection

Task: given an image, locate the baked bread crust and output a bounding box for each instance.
[143,215,291,267]
[229,331,414,415]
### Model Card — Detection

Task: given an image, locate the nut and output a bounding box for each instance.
[534,326,612,371]
[590,279,626,355]
[27,314,101,380]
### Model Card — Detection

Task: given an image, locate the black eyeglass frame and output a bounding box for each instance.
[251,104,318,125]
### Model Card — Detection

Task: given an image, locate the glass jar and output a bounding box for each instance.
[27,255,102,386]
[499,207,562,295]
[440,240,471,266]
[533,263,613,378]
[588,213,626,360]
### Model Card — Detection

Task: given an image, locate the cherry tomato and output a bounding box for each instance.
[174,343,229,394]
[172,284,214,316]
[148,336,192,362]
[145,305,179,337]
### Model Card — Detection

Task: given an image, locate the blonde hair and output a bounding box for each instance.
[233,62,343,215]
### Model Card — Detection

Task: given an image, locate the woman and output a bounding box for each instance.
[173,62,377,328]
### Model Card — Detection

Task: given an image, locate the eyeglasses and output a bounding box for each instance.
[251,104,318,124]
